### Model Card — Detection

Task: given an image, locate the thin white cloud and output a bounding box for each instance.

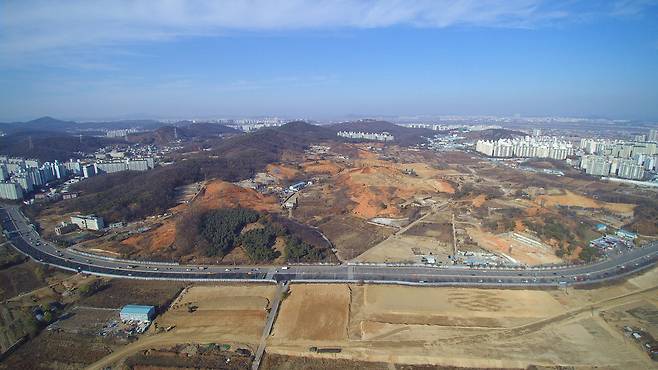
[0,0,654,66]
[0,0,566,58]
[610,0,658,16]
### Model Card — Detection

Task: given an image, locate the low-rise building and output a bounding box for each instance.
[120,305,155,322]
[70,215,105,230]
[61,192,79,200]
[288,181,307,192]
[616,229,638,240]
[55,222,78,235]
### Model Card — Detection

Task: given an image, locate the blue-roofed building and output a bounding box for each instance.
[120,305,155,322]
[595,223,607,232]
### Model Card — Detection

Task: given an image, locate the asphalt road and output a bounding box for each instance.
[1,205,657,287]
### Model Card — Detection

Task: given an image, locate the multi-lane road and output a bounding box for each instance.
[1,204,657,287]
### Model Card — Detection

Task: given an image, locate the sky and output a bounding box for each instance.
[1,0,657,122]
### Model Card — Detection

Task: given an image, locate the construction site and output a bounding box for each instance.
[55,265,658,369]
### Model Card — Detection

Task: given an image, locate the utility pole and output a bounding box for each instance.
[451,213,458,260]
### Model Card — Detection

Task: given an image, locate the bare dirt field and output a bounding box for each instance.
[193,180,280,213]
[267,163,302,181]
[271,284,350,342]
[467,228,562,265]
[266,269,658,369]
[353,205,454,263]
[360,285,565,328]
[354,233,453,263]
[535,189,636,216]
[336,163,454,219]
[157,284,276,343]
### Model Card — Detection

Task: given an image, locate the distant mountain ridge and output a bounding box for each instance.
[0,130,120,161]
[126,122,239,145]
[0,116,166,134]
[463,128,526,141]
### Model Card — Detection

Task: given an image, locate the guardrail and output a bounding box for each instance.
[68,249,180,266]
[3,205,657,288]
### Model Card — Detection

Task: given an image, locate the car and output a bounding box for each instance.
[281,266,289,270]
[497,279,503,283]
[224,268,230,272]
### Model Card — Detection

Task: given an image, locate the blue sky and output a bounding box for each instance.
[1,0,657,121]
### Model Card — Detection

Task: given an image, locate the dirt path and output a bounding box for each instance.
[86,331,184,370]
[439,284,658,346]
[252,281,289,370]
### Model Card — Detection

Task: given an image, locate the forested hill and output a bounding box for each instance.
[0,116,164,134]
[125,123,239,145]
[67,121,334,222]
[0,131,120,161]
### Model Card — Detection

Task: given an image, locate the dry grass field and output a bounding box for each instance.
[265,268,658,369]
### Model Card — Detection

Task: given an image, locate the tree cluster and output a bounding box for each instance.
[285,236,326,262]
[578,246,601,263]
[240,226,279,262]
[199,208,259,257]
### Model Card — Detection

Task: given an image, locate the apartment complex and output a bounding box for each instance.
[475,137,574,160]
[337,131,395,142]
[577,128,658,180]
[0,157,70,200]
